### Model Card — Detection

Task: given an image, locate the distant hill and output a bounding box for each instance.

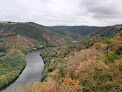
[49,26,101,40]
[0,22,121,52]
[88,25,121,37]
[50,25,121,40]
[0,22,71,52]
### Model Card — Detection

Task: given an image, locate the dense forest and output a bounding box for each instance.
[0,49,26,89]
[0,22,71,90]
[50,25,121,40]
[0,22,71,48]
[17,30,122,91]
[0,22,121,92]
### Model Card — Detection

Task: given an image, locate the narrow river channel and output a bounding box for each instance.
[1,49,44,92]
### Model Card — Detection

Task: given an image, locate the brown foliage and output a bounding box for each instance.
[59,77,82,92]
[16,78,82,92]
[16,81,56,92]
[90,42,108,52]
[65,49,103,79]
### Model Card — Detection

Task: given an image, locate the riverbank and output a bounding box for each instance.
[0,64,26,91]
[0,45,45,91]
[21,32,122,92]
[1,49,44,92]
[0,49,26,91]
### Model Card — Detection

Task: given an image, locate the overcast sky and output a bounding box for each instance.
[0,0,122,26]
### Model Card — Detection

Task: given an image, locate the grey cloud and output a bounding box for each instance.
[0,0,122,26]
[81,0,122,19]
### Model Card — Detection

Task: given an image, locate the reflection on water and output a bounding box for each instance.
[1,49,44,92]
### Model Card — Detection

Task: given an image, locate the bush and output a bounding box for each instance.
[48,67,55,72]
[119,63,122,71]
[56,65,65,78]
[105,39,116,46]
[104,51,119,64]
[83,88,90,92]
[105,84,113,91]
[41,74,47,82]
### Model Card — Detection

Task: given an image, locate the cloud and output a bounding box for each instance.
[81,0,122,18]
[0,0,122,26]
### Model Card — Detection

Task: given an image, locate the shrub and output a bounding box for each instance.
[105,84,113,91]
[104,51,119,64]
[105,39,116,46]
[83,88,90,92]
[48,67,55,72]
[56,65,65,78]
[41,74,47,82]
[119,63,122,71]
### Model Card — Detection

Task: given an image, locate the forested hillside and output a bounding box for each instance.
[18,30,122,91]
[0,22,71,51]
[0,49,26,89]
[50,25,121,40]
[0,22,71,90]
[0,22,121,92]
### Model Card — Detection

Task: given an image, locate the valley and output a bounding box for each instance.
[0,22,121,92]
[0,0,122,92]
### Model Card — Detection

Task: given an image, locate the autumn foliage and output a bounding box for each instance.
[16,77,82,92]
[16,31,122,92]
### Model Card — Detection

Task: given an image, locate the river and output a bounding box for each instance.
[0,51,6,57]
[1,49,44,92]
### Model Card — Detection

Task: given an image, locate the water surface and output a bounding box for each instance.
[0,51,6,57]
[1,49,44,92]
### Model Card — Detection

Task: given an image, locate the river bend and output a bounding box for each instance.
[1,49,44,92]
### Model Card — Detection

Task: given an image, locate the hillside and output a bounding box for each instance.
[0,22,71,52]
[50,25,121,40]
[50,26,101,40]
[0,22,71,90]
[0,22,121,91]
[0,49,26,89]
[83,25,121,39]
[18,31,122,92]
